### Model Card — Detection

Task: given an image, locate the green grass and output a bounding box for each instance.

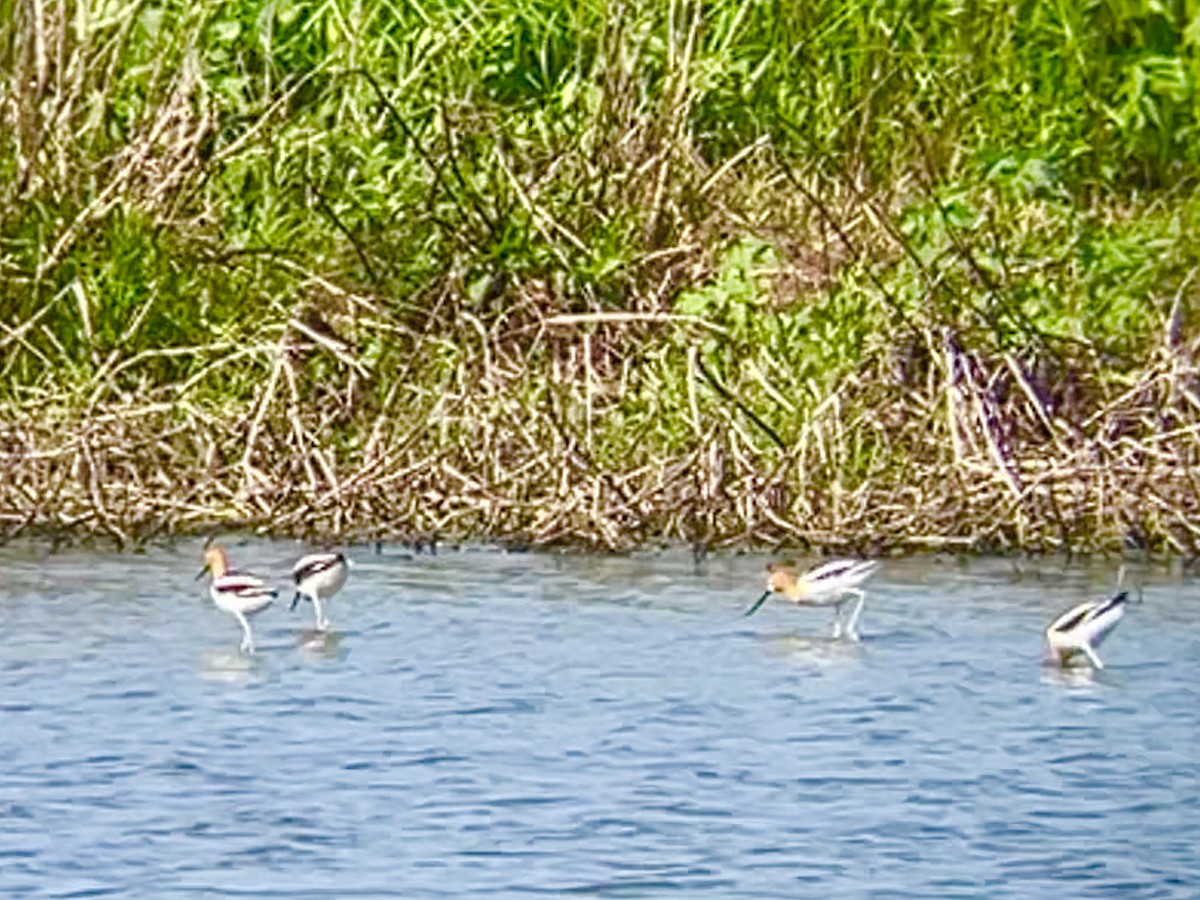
[2,0,1200,549]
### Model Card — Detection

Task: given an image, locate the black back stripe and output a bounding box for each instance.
[1051,592,1128,633]
[815,561,857,580]
[294,554,343,583]
[1094,591,1129,618]
[217,583,273,597]
[1052,606,1092,633]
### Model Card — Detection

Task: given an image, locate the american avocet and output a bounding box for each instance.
[289,551,349,632]
[1043,590,1130,669]
[743,559,881,640]
[196,544,277,653]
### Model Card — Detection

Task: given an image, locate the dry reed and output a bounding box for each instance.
[4,282,1200,557]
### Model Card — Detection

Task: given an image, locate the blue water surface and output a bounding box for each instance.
[0,541,1197,898]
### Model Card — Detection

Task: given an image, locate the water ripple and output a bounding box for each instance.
[0,544,1197,897]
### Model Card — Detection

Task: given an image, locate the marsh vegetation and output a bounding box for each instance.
[2,0,1200,552]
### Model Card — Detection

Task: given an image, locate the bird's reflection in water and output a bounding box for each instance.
[298,628,343,660]
[1039,660,1105,690]
[198,649,265,684]
[761,632,867,667]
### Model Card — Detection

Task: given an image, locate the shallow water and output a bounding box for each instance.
[0,541,1197,898]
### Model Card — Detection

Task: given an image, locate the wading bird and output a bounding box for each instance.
[197,544,277,653]
[290,551,349,632]
[743,559,881,641]
[1043,590,1130,670]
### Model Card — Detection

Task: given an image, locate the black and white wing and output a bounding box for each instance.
[802,558,881,590]
[1047,591,1128,648]
[292,552,345,584]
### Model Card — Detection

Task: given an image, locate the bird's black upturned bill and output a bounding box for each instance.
[743,591,771,617]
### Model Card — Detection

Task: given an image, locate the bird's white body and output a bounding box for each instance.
[1044,591,1129,669]
[785,559,882,607]
[200,546,276,653]
[745,558,881,640]
[210,576,276,618]
[291,552,349,631]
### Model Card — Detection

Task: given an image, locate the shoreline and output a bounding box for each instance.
[3,352,1197,556]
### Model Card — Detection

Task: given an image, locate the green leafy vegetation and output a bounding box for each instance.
[2,0,1199,552]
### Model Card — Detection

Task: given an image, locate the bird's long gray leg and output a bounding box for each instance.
[236,612,255,654]
[313,596,328,631]
[1081,643,1104,669]
[831,601,844,638]
[844,590,867,641]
